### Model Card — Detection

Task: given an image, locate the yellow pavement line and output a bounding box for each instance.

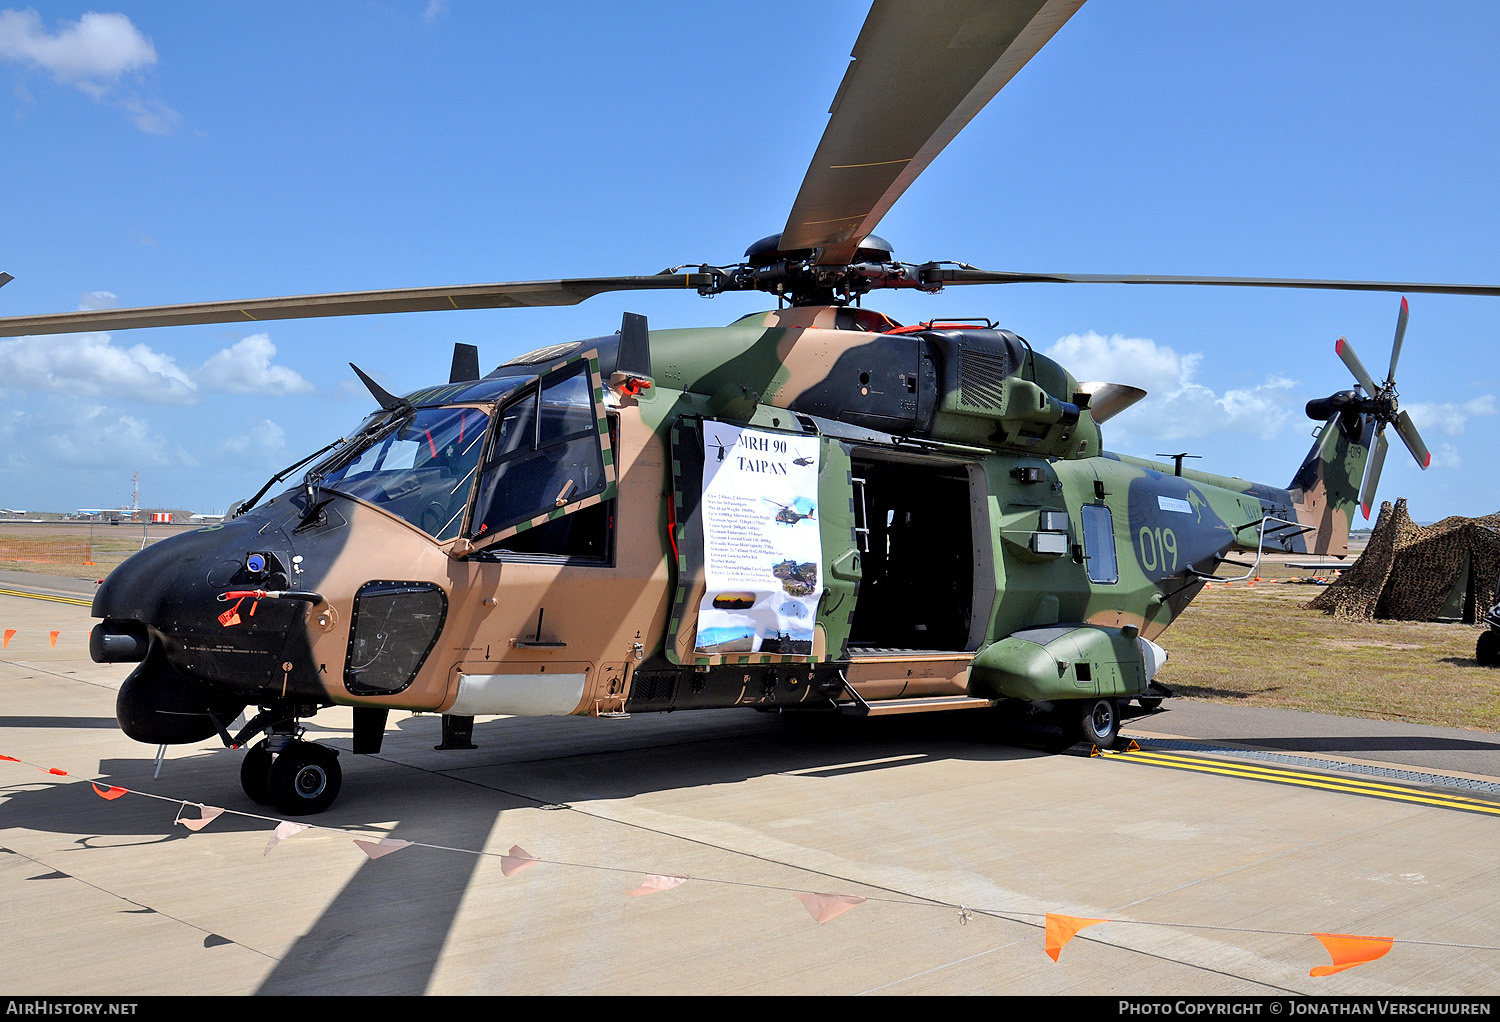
[1108,745,1500,817]
[1126,747,1500,808]
[0,587,92,607]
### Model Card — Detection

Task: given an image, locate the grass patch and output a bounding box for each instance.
[1157,577,1500,731]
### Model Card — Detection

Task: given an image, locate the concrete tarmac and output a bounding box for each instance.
[2,585,1498,997]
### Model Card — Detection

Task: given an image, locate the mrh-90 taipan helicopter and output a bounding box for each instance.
[3,0,1497,815]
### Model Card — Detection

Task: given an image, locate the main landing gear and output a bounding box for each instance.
[236,705,342,815]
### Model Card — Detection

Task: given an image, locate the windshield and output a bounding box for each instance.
[316,405,491,539]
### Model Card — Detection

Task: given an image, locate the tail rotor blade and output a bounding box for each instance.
[1359,426,1388,520]
[1386,296,1409,387]
[1394,409,1432,469]
[1335,336,1380,396]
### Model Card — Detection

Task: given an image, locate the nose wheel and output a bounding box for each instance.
[239,739,342,815]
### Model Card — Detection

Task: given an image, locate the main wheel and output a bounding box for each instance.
[1077,697,1120,749]
[1477,630,1500,668]
[239,742,274,805]
[269,743,342,815]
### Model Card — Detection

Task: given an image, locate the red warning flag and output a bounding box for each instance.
[91,782,127,800]
[628,873,688,897]
[48,767,67,775]
[794,892,866,924]
[0,754,17,762]
[1310,932,1394,976]
[218,599,244,628]
[355,838,413,860]
[48,631,59,648]
[500,844,539,876]
[3,629,14,648]
[1046,913,1107,961]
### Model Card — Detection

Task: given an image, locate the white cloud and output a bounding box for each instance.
[1403,395,1497,437]
[423,1,449,24]
[0,330,315,403]
[217,417,287,461]
[0,332,197,404]
[0,9,155,86]
[1044,331,1301,443]
[0,9,179,132]
[78,290,118,310]
[7,402,177,470]
[195,334,315,396]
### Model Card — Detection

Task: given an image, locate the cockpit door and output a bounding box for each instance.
[459,350,617,555]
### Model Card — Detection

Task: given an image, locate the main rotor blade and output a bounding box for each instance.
[1394,409,1432,469]
[1359,426,1388,520]
[781,0,1085,264]
[0,274,716,338]
[926,266,1500,298]
[1386,294,1409,387]
[1335,336,1381,397]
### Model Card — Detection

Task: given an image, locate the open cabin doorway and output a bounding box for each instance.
[847,454,978,652]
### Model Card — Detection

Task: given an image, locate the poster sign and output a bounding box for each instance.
[695,422,822,656]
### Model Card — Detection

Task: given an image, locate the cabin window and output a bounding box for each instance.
[1081,504,1118,584]
[344,581,447,695]
[470,360,608,539]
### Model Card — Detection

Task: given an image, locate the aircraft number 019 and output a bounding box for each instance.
[1137,525,1179,573]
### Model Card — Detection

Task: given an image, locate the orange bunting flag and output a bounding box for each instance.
[1045,913,1107,962]
[355,838,413,860]
[1310,932,1394,977]
[48,767,67,776]
[91,782,127,800]
[500,844,539,876]
[263,820,309,856]
[49,631,59,648]
[176,806,224,831]
[3,629,14,648]
[628,873,688,897]
[1,754,17,762]
[794,892,867,924]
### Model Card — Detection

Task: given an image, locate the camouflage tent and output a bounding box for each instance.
[1307,498,1500,622]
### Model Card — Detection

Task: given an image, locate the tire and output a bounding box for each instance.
[239,742,274,805]
[1477,630,1500,668]
[1077,697,1120,749]
[269,743,342,815]
[1138,697,1163,711]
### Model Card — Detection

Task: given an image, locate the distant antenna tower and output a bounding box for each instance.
[131,470,139,513]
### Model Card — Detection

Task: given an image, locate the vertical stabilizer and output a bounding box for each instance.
[1286,413,1372,556]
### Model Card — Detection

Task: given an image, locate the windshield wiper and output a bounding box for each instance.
[230,437,347,519]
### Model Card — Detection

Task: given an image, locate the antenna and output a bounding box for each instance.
[1156,453,1201,477]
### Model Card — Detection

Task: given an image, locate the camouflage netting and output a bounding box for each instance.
[1307,498,1500,621]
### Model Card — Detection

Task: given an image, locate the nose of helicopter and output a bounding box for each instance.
[90,508,329,743]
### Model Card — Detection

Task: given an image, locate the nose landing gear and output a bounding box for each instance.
[236,705,343,815]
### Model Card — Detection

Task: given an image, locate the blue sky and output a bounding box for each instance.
[1,1,1497,520]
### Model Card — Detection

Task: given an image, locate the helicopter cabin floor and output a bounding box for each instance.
[4,578,1500,995]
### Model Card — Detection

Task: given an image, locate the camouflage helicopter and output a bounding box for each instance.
[3,0,1499,816]
[763,498,818,526]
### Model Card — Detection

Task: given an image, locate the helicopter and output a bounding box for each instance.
[763,498,818,526]
[2,0,1498,816]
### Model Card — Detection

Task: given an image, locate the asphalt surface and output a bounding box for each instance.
[1,574,1497,997]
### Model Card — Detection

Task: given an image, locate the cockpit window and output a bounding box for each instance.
[469,358,611,540]
[316,406,490,539]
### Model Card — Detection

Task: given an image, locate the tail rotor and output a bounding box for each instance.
[1323,296,1431,519]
